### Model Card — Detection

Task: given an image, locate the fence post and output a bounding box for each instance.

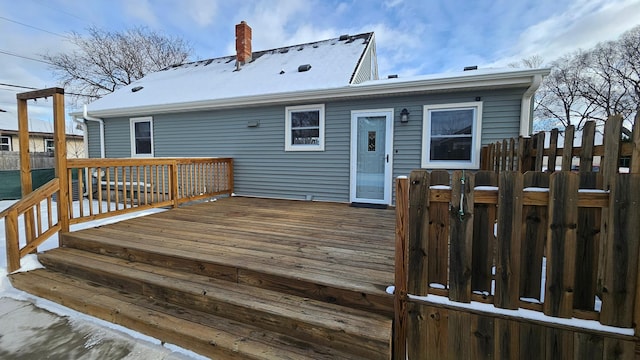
[393,176,408,360]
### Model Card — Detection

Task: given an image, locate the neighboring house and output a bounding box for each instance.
[0,108,85,158]
[74,21,549,205]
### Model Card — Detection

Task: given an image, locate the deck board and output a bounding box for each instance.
[62,196,397,314]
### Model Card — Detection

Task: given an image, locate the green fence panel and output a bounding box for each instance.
[0,168,56,200]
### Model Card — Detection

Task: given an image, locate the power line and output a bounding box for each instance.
[0,15,68,38]
[0,49,53,65]
[0,82,92,98]
[31,0,89,24]
[0,82,37,90]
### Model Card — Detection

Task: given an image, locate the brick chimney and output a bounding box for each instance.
[235,21,252,65]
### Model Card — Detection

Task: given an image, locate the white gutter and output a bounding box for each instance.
[83,104,105,158]
[519,74,543,136]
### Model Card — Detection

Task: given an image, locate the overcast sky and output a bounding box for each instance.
[0,0,639,120]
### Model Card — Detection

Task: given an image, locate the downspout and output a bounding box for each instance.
[519,74,543,136]
[72,115,90,197]
[83,105,105,158]
[71,115,88,159]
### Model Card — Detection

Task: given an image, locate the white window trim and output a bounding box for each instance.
[0,135,11,151]
[130,116,154,157]
[44,138,55,153]
[285,104,325,152]
[422,101,483,169]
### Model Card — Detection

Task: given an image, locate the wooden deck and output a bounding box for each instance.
[10,197,396,359]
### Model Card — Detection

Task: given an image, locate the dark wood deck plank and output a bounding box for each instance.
[12,269,372,360]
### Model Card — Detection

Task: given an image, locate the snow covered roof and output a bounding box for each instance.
[86,32,374,114]
[0,109,82,136]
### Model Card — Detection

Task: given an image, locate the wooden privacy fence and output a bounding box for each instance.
[480,114,640,175]
[394,170,640,359]
[3,157,233,272]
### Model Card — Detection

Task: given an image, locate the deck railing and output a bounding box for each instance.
[2,178,61,272]
[3,157,233,272]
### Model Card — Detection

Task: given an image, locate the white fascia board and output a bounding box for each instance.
[78,68,551,118]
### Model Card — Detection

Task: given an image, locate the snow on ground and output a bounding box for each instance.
[0,199,207,360]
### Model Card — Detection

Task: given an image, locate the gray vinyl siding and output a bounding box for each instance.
[93,87,527,203]
[86,122,101,158]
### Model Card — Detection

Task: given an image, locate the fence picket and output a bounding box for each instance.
[494,319,519,359]
[449,171,474,303]
[544,172,579,318]
[520,171,549,300]
[472,171,497,295]
[495,171,523,309]
[428,170,450,287]
[575,171,600,311]
[548,128,559,172]
[601,174,640,328]
[632,111,640,173]
[406,171,431,360]
[534,132,545,171]
[519,323,546,360]
[448,311,470,358]
[408,170,430,297]
[580,121,596,172]
[597,115,623,300]
[561,125,575,171]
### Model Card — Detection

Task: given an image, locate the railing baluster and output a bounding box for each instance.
[96,166,103,214]
[35,203,42,237]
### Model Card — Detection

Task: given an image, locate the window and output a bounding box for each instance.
[285,104,325,151]
[0,136,10,151]
[130,117,154,157]
[422,102,483,169]
[44,138,55,153]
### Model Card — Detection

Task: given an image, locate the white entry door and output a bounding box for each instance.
[350,109,393,205]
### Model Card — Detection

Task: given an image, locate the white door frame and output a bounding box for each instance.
[349,109,394,205]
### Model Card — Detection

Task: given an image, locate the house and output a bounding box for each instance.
[0,108,85,158]
[74,21,549,205]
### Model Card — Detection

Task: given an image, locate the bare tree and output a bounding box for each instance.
[534,25,640,133]
[43,26,192,103]
[535,52,598,130]
[508,54,544,69]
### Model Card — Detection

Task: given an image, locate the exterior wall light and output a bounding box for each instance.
[400,108,410,123]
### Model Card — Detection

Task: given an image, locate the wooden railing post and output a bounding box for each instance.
[393,176,408,360]
[5,208,20,272]
[53,91,69,235]
[17,97,35,244]
[228,158,234,194]
[171,161,179,208]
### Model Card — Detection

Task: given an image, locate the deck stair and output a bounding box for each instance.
[9,198,395,359]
